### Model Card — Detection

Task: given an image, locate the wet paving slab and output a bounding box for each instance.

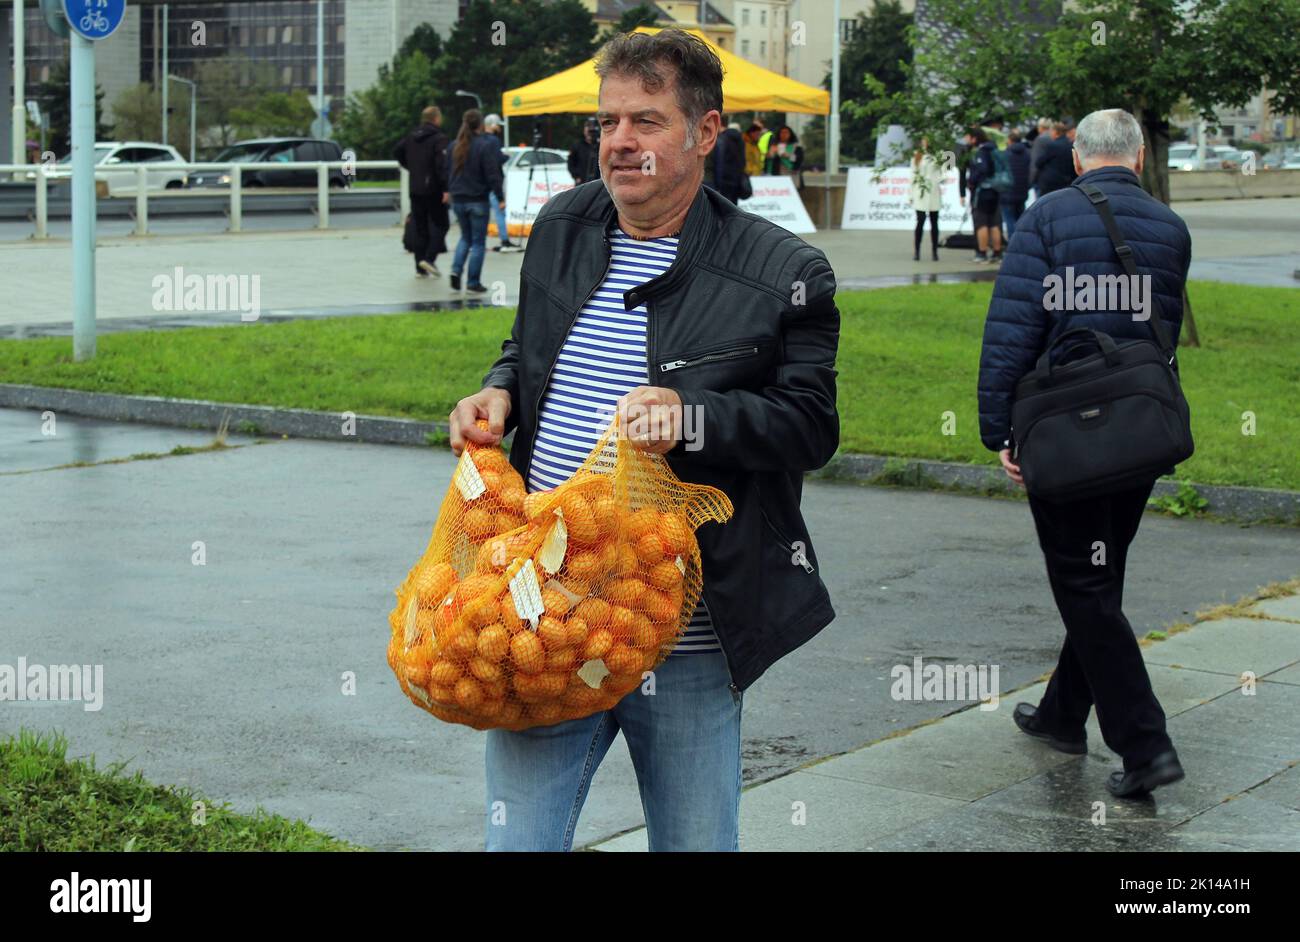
[0,407,255,473]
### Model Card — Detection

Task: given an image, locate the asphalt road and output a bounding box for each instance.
[3,409,1298,850]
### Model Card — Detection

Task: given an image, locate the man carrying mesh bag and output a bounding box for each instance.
[448,28,841,852]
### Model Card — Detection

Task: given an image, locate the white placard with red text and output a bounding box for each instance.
[841,165,965,231]
[738,176,817,234]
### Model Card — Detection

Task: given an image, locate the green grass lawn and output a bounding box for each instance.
[0,729,355,851]
[0,281,1295,490]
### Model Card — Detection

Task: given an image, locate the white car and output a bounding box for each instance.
[502,146,570,175]
[27,141,188,195]
[1167,144,1243,171]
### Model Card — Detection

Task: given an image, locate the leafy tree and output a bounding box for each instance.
[603,2,662,37]
[230,91,318,139]
[850,0,1300,204]
[399,22,445,62]
[806,1,913,166]
[191,58,274,147]
[36,59,110,155]
[431,0,597,145]
[334,51,439,159]
[112,84,163,142]
[335,0,600,158]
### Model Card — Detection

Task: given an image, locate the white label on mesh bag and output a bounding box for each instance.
[577,659,611,689]
[409,683,432,706]
[675,555,685,574]
[537,513,568,575]
[510,559,545,630]
[593,438,619,474]
[454,451,487,501]
[545,578,584,606]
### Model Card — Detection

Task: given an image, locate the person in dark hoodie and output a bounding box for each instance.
[394,106,450,277]
[568,119,600,185]
[446,108,506,294]
[709,115,748,203]
[960,127,1003,263]
[1034,120,1078,196]
[1002,128,1032,240]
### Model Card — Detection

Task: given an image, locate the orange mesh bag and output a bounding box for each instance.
[387,418,733,731]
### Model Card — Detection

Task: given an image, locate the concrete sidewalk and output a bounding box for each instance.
[0,196,1295,328]
[591,595,1300,852]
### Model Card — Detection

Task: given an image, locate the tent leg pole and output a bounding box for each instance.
[824,118,830,230]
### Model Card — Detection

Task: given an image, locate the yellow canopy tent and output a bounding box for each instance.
[501,27,830,117]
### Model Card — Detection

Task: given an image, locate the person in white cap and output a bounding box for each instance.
[482,114,522,253]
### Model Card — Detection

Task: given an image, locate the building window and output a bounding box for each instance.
[760,40,767,57]
[282,65,293,86]
[283,25,294,45]
[760,9,767,26]
[267,25,277,45]
[741,8,749,27]
[839,19,858,44]
[741,39,750,57]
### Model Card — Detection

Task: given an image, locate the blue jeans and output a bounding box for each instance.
[1002,199,1026,240]
[484,652,743,851]
[491,198,509,245]
[451,200,489,287]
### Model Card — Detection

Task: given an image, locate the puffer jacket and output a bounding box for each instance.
[977,165,1192,451]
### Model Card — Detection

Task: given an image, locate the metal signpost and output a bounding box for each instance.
[63,0,126,361]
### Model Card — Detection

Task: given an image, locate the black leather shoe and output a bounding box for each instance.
[1013,702,1087,755]
[1107,750,1185,798]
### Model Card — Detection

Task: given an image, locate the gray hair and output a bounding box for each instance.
[1074,109,1144,166]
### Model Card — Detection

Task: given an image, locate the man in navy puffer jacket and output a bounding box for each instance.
[977,108,1192,800]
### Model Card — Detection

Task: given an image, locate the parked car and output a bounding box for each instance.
[502,146,569,175]
[1166,144,1244,171]
[188,138,349,188]
[26,141,187,194]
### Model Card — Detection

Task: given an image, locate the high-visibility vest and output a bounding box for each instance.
[758,130,773,155]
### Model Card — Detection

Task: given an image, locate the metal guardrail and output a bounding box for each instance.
[0,161,410,238]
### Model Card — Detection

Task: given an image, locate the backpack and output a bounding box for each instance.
[979,146,1013,194]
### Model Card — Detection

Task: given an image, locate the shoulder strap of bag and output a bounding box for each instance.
[1072,182,1176,364]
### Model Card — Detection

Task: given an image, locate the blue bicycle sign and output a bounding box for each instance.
[63,0,125,40]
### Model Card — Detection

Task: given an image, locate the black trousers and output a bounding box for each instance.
[410,193,448,269]
[1028,479,1174,770]
[914,210,939,253]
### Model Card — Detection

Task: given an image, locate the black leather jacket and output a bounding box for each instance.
[481,180,840,693]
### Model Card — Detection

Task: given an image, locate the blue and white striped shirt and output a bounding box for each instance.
[527,223,720,655]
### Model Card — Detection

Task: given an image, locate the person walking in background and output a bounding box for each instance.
[757,123,774,169]
[1034,120,1078,196]
[483,114,522,254]
[710,116,748,204]
[567,118,600,185]
[978,108,1191,799]
[447,109,505,295]
[394,106,450,278]
[1002,128,1032,240]
[765,125,804,189]
[910,138,943,261]
[1029,117,1053,197]
[743,122,765,177]
[960,127,1003,263]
